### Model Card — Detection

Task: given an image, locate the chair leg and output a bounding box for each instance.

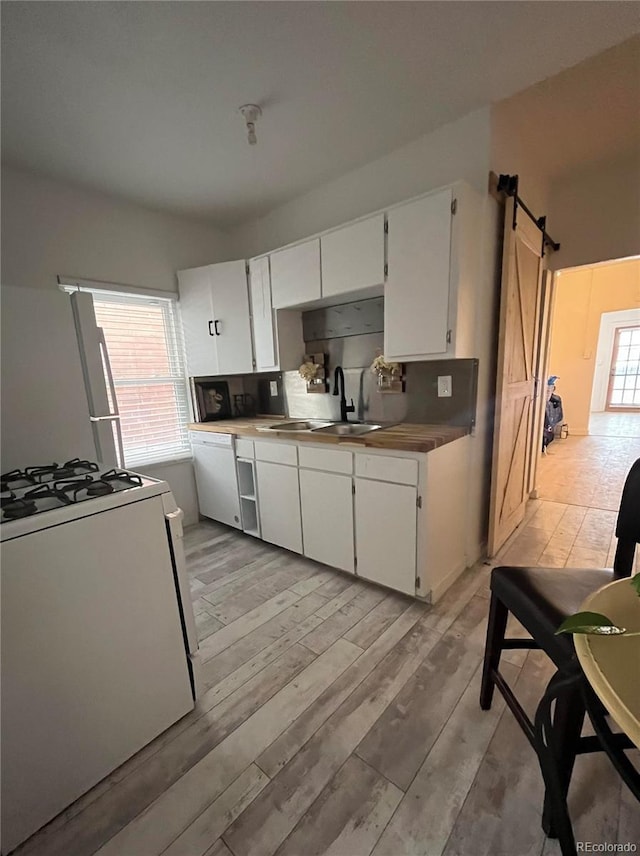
[542,686,585,838]
[535,671,580,856]
[480,593,508,710]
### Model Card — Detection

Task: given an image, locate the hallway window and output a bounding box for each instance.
[608,325,640,408]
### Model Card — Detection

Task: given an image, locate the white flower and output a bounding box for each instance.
[299,361,320,382]
[370,355,400,375]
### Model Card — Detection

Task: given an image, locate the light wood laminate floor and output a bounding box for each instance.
[16,422,640,856]
[15,515,639,855]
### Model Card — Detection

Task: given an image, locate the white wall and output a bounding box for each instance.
[229,108,491,258]
[1,165,230,523]
[490,103,551,216]
[548,151,640,271]
[1,164,231,293]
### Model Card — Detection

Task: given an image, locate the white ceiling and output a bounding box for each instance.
[2,1,639,227]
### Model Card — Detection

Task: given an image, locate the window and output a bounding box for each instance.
[607,325,640,409]
[91,291,191,467]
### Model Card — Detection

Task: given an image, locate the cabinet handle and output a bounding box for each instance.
[208,320,215,337]
[214,319,221,336]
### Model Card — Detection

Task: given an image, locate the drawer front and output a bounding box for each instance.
[298,445,353,475]
[190,430,234,448]
[354,453,418,486]
[236,438,255,459]
[254,440,298,466]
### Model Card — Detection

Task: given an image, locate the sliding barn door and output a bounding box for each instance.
[488,198,545,556]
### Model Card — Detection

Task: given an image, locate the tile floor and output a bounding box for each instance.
[589,411,640,439]
[499,420,640,570]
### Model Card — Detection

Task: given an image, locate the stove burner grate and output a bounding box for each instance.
[52,477,97,502]
[1,490,18,508]
[63,459,100,473]
[3,498,38,520]
[85,480,114,497]
[0,469,33,491]
[23,484,73,506]
[25,464,61,483]
[52,467,76,480]
[101,469,143,487]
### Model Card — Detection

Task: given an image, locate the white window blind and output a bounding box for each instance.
[89,291,191,468]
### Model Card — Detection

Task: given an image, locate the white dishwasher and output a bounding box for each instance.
[191,431,241,528]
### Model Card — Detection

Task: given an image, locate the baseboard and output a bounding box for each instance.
[430,558,469,603]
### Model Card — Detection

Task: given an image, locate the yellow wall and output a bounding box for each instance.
[548,258,640,434]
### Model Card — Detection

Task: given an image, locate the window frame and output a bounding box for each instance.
[60,281,191,468]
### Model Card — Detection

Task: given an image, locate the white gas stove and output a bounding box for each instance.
[0,458,200,852]
[0,459,169,541]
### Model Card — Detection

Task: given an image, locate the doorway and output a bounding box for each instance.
[535,256,640,510]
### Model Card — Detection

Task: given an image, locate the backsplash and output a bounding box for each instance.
[192,295,478,427]
[284,358,478,428]
[286,314,478,427]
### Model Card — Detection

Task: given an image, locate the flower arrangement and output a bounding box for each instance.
[370,354,401,376]
[298,361,320,382]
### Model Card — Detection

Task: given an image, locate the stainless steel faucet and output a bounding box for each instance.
[333,366,355,423]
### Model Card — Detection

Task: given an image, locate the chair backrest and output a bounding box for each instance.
[613,457,640,579]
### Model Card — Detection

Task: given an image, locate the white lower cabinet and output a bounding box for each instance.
[354,478,417,595]
[191,433,241,529]
[299,469,354,573]
[255,460,302,553]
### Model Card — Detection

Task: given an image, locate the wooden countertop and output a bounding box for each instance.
[188,418,468,454]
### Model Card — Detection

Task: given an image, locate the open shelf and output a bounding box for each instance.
[240,495,259,537]
[237,459,256,499]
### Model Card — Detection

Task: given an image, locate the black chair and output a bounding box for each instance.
[480,457,640,856]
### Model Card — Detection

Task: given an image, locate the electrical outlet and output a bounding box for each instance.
[269,380,278,397]
[437,375,452,398]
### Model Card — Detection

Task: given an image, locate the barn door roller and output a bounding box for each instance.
[496,173,560,257]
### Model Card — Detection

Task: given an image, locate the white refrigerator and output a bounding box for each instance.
[0,285,200,852]
[0,285,122,471]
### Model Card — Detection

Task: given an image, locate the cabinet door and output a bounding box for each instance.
[354,478,417,594]
[210,260,254,375]
[321,214,385,299]
[385,188,452,361]
[270,239,321,308]
[192,442,241,529]
[177,266,218,376]
[256,461,302,553]
[299,469,354,573]
[249,257,277,371]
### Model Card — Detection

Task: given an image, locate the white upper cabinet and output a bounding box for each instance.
[178,261,254,376]
[384,188,453,361]
[177,266,218,377]
[248,257,277,371]
[270,239,321,308]
[210,261,254,375]
[320,214,385,299]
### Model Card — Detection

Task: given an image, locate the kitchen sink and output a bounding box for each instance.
[266,420,336,432]
[311,422,385,436]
